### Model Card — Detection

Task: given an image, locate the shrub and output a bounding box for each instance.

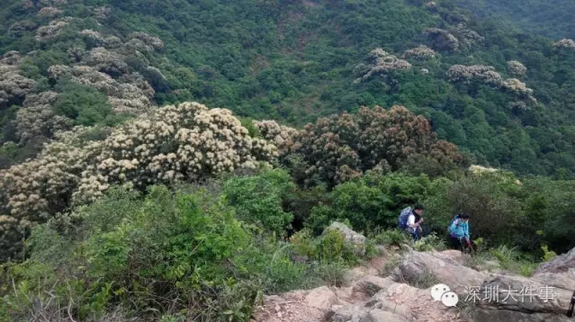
[0,102,278,261]
[304,172,436,234]
[490,245,538,277]
[223,168,295,236]
[52,81,115,126]
[372,229,409,247]
[413,233,447,252]
[289,228,361,265]
[2,185,259,321]
[423,171,524,247]
[397,267,439,289]
[285,105,463,188]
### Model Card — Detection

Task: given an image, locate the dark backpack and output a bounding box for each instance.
[398,207,412,229]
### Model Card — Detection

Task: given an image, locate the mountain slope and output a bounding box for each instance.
[0,0,574,177]
[455,0,575,40]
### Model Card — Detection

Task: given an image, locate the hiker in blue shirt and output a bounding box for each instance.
[449,213,474,251]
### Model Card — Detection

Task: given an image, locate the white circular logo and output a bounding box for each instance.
[441,291,459,307]
[430,284,451,302]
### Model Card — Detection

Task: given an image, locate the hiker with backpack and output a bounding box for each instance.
[398,204,425,241]
[448,213,475,252]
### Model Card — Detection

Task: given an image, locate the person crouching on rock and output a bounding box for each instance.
[406,204,425,241]
[449,213,475,252]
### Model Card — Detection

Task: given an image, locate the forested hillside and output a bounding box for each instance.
[1,1,575,321]
[0,0,574,177]
[456,0,575,40]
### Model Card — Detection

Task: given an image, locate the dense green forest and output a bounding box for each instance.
[456,0,575,40]
[0,0,574,177]
[1,0,575,320]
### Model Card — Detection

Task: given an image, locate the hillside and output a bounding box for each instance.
[0,2,575,320]
[455,0,575,40]
[0,0,574,177]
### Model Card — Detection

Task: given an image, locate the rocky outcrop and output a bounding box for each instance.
[362,309,407,322]
[535,247,575,274]
[324,222,367,256]
[253,246,575,322]
[392,250,488,294]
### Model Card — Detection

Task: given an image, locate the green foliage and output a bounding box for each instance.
[490,245,538,277]
[239,118,263,139]
[52,82,118,127]
[290,228,361,266]
[1,180,369,321]
[413,233,447,252]
[541,245,558,262]
[0,0,574,178]
[2,185,258,321]
[457,0,575,39]
[305,172,434,234]
[223,169,295,236]
[372,229,409,247]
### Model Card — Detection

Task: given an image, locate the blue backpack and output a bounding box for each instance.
[447,214,461,232]
[398,207,413,229]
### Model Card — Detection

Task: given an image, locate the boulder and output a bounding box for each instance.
[329,304,369,322]
[352,275,395,295]
[324,222,366,255]
[305,286,338,311]
[474,260,502,273]
[429,249,470,266]
[476,274,572,314]
[535,247,575,274]
[344,266,380,286]
[366,293,411,319]
[361,309,408,322]
[531,271,575,291]
[472,308,572,322]
[393,250,488,294]
[367,283,460,321]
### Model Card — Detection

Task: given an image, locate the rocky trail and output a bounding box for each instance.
[252,225,575,322]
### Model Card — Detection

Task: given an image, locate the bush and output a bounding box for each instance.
[223,168,295,236]
[285,105,463,188]
[371,229,409,247]
[413,233,447,252]
[290,228,361,265]
[52,81,115,126]
[1,185,258,321]
[489,245,539,277]
[304,172,437,234]
[424,171,524,247]
[1,182,361,321]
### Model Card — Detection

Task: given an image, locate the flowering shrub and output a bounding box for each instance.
[286,105,462,187]
[0,102,277,261]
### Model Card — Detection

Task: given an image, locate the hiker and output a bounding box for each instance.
[398,204,425,241]
[448,213,474,252]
